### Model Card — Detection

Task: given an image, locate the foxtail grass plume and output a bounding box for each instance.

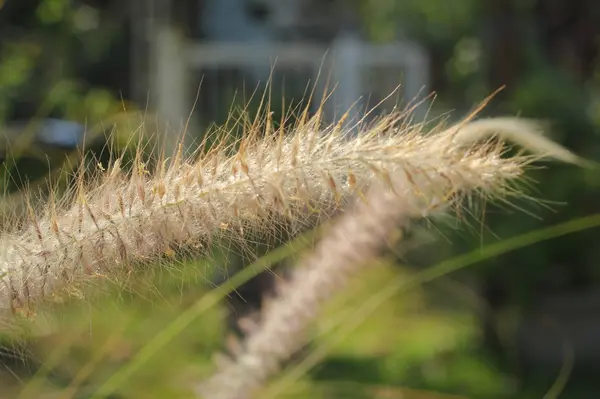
[0,94,580,325]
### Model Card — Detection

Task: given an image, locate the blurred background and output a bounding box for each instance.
[1,0,600,398]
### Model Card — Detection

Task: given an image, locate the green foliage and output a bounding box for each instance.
[0,0,131,124]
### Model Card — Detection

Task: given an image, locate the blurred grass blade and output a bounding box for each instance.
[263,213,600,398]
[88,228,318,399]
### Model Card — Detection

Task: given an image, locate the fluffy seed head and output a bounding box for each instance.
[0,93,580,320]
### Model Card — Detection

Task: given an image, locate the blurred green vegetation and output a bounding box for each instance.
[356,1,600,397]
[1,0,600,398]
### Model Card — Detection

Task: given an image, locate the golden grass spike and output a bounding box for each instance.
[0,87,581,324]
